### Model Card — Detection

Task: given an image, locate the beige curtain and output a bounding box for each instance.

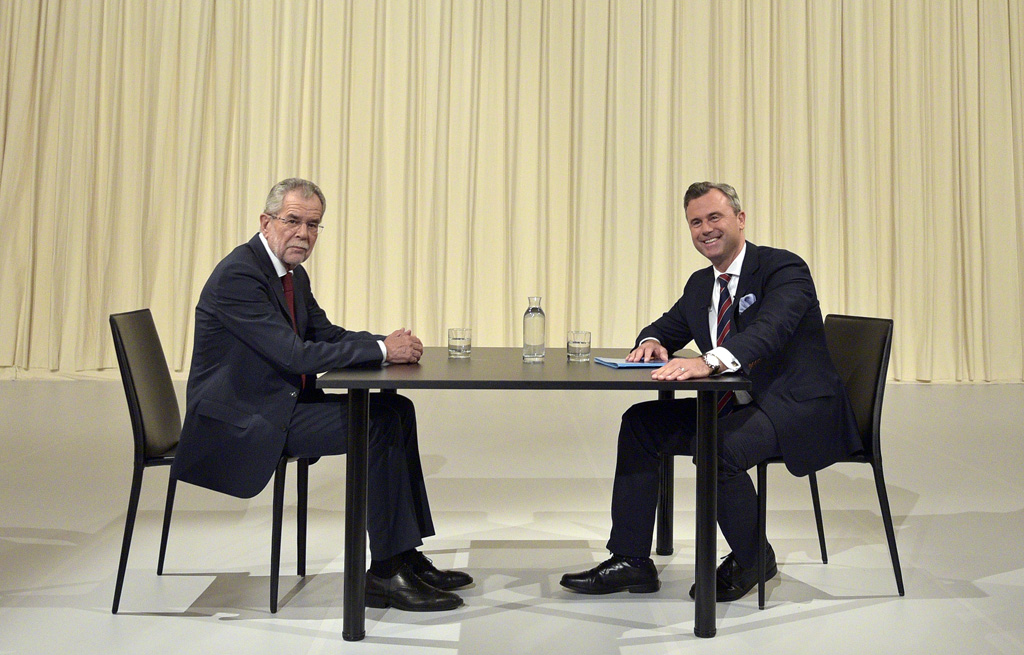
[1,0,1022,381]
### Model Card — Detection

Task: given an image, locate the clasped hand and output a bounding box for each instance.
[626,340,710,380]
[384,328,423,364]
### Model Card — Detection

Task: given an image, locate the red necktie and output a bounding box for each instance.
[281,273,298,332]
[281,273,306,388]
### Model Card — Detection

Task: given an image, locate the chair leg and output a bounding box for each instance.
[113,465,145,614]
[757,462,768,609]
[157,475,177,575]
[297,459,309,578]
[872,461,905,596]
[270,458,287,613]
[656,453,674,556]
[808,471,828,564]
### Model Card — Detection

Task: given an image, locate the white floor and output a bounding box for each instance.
[1,379,1022,654]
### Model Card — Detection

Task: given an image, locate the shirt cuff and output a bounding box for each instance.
[377,340,388,362]
[707,347,741,373]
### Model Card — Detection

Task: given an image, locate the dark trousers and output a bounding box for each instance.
[283,391,434,561]
[607,398,781,568]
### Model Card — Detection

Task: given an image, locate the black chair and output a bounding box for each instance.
[109,309,309,614]
[655,314,905,604]
[755,313,903,607]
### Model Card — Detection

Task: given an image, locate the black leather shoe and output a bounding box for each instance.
[560,555,661,595]
[689,544,777,602]
[365,564,463,611]
[408,551,474,591]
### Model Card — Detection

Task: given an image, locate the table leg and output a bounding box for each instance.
[694,390,718,638]
[343,389,369,641]
[656,390,675,556]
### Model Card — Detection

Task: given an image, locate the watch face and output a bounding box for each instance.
[703,354,719,373]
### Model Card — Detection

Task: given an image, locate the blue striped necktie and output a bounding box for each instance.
[716,274,735,415]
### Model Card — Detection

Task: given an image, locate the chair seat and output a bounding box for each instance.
[143,446,177,465]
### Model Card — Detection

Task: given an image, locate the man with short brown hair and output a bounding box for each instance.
[562,182,860,602]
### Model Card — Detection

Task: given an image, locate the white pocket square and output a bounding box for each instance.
[738,293,757,313]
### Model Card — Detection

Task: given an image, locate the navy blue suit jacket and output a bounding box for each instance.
[172,234,385,498]
[636,242,861,476]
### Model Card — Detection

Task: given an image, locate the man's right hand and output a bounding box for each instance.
[626,339,669,363]
[383,328,423,364]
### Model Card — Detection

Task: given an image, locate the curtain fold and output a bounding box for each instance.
[1,0,1022,381]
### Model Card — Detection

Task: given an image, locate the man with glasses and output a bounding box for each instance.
[173,178,470,612]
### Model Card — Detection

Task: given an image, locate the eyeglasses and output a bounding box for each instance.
[266,214,324,235]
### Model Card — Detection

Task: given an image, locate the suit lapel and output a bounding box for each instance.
[246,235,292,325]
[292,267,309,336]
[688,267,716,352]
[734,242,759,331]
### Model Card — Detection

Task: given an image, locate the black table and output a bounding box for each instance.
[318,347,751,641]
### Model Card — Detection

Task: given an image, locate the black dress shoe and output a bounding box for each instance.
[560,555,661,595]
[408,551,474,591]
[365,564,463,611]
[689,544,777,602]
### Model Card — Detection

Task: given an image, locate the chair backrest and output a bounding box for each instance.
[109,309,181,461]
[823,314,894,457]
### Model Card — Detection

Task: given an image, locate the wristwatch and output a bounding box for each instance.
[702,352,721,375]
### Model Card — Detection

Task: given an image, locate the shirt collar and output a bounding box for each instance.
[714,242,747,279]
[258,232,290,278]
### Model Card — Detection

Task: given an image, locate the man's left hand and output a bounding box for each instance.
[651,356,711,381]
[384,329,424,364]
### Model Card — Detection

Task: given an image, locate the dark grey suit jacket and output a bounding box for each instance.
[172,234,384,498]
[636,242,861,476]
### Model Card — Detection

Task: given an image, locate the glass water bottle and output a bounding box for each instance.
[523,296,546,361]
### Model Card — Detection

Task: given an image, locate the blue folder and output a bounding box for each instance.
[593,357,665,369]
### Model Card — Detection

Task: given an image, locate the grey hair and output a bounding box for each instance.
[684,182,742,214]
[264,178,326,216]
